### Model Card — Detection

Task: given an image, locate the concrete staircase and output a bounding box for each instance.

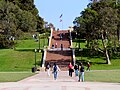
[45,30,73,71]
[46,50,72,70]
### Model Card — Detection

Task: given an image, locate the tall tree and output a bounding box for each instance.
[8,0,44,33]
[74,0,119,64]
[0,0,44,48]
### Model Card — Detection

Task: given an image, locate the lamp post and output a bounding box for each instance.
[76,32,78,48]
[39,34,40,50]
[34,49,37,68]
[78,33,80,49]
[32,49,37,73]
[43,33,45,48]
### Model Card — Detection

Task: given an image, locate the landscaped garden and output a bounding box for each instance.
[0,38,120,83]
[0,37,48,82]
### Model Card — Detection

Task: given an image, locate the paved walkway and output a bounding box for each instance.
[0,71,120,90]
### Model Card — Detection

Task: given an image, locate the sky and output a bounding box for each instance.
[34,0,90,30]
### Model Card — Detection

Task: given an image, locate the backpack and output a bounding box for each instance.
[53,65,57,72]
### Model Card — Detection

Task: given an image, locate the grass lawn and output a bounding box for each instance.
[0,70,120,83]
[16,39,48,50]
[0,72,35,82]
[0,38,48,82]
[75,56,120,70]
[85,70,120,83]
[0,49,42,71]
[73,39,120,70]
[0,39,48,72]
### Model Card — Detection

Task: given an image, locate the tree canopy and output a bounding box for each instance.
[73,0,120,64]
[0,0,44,48]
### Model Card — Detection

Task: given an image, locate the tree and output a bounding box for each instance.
[14,0,44,33]
[0,0,19,48]
[73,0,119,64]
[0,0,44,48]
[8,0,44,33]
[94,1,118,64]
[16,10,37,32]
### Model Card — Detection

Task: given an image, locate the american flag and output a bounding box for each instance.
[59,14,63,18]
[60,19,62,22]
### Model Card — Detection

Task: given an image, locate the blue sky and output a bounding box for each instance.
[34,0,90,30]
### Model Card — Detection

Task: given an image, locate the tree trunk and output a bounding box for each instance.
[117,29,120,46]
[119,30,120,47]
[101,33,111,65]
[86,39,90,48]
[105,47,111,64]
[113,31,117,52]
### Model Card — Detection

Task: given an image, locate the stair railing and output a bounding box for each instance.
[42,28,53,68]
[48,28,53,49]
[42,49,47,67]
[69,27,76,66]
[69,28,73,48]
[72,48,76,66]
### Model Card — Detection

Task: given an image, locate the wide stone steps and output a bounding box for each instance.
[45,30,72,71]
[46,50,72,70]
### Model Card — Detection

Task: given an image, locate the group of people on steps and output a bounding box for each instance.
[45,62,90,81]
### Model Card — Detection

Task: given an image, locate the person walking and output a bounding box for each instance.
[78,63,85,82]
[61,44,63,50]
[74,64,79,77]
[86,62,91,71]
[52,44,55,49]
[52,63,61,80]
[45,62,51,77]
[68,62,74,77]
[60,33,62,40]
[55,42,58,48]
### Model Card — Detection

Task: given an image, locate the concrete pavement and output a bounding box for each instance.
[0,71,120,90]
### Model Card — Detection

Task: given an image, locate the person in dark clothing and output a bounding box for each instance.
[57,28,59,32]
[52,63,60,80]
[74,64,79,76]
[52,44,55,49]
[78,63,85,82]
[61,44,63,50]
[60,33,63,40]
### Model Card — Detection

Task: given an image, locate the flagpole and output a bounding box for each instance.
[59,14,63,30]
[62,21,63,29]
[61,16,63,29]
